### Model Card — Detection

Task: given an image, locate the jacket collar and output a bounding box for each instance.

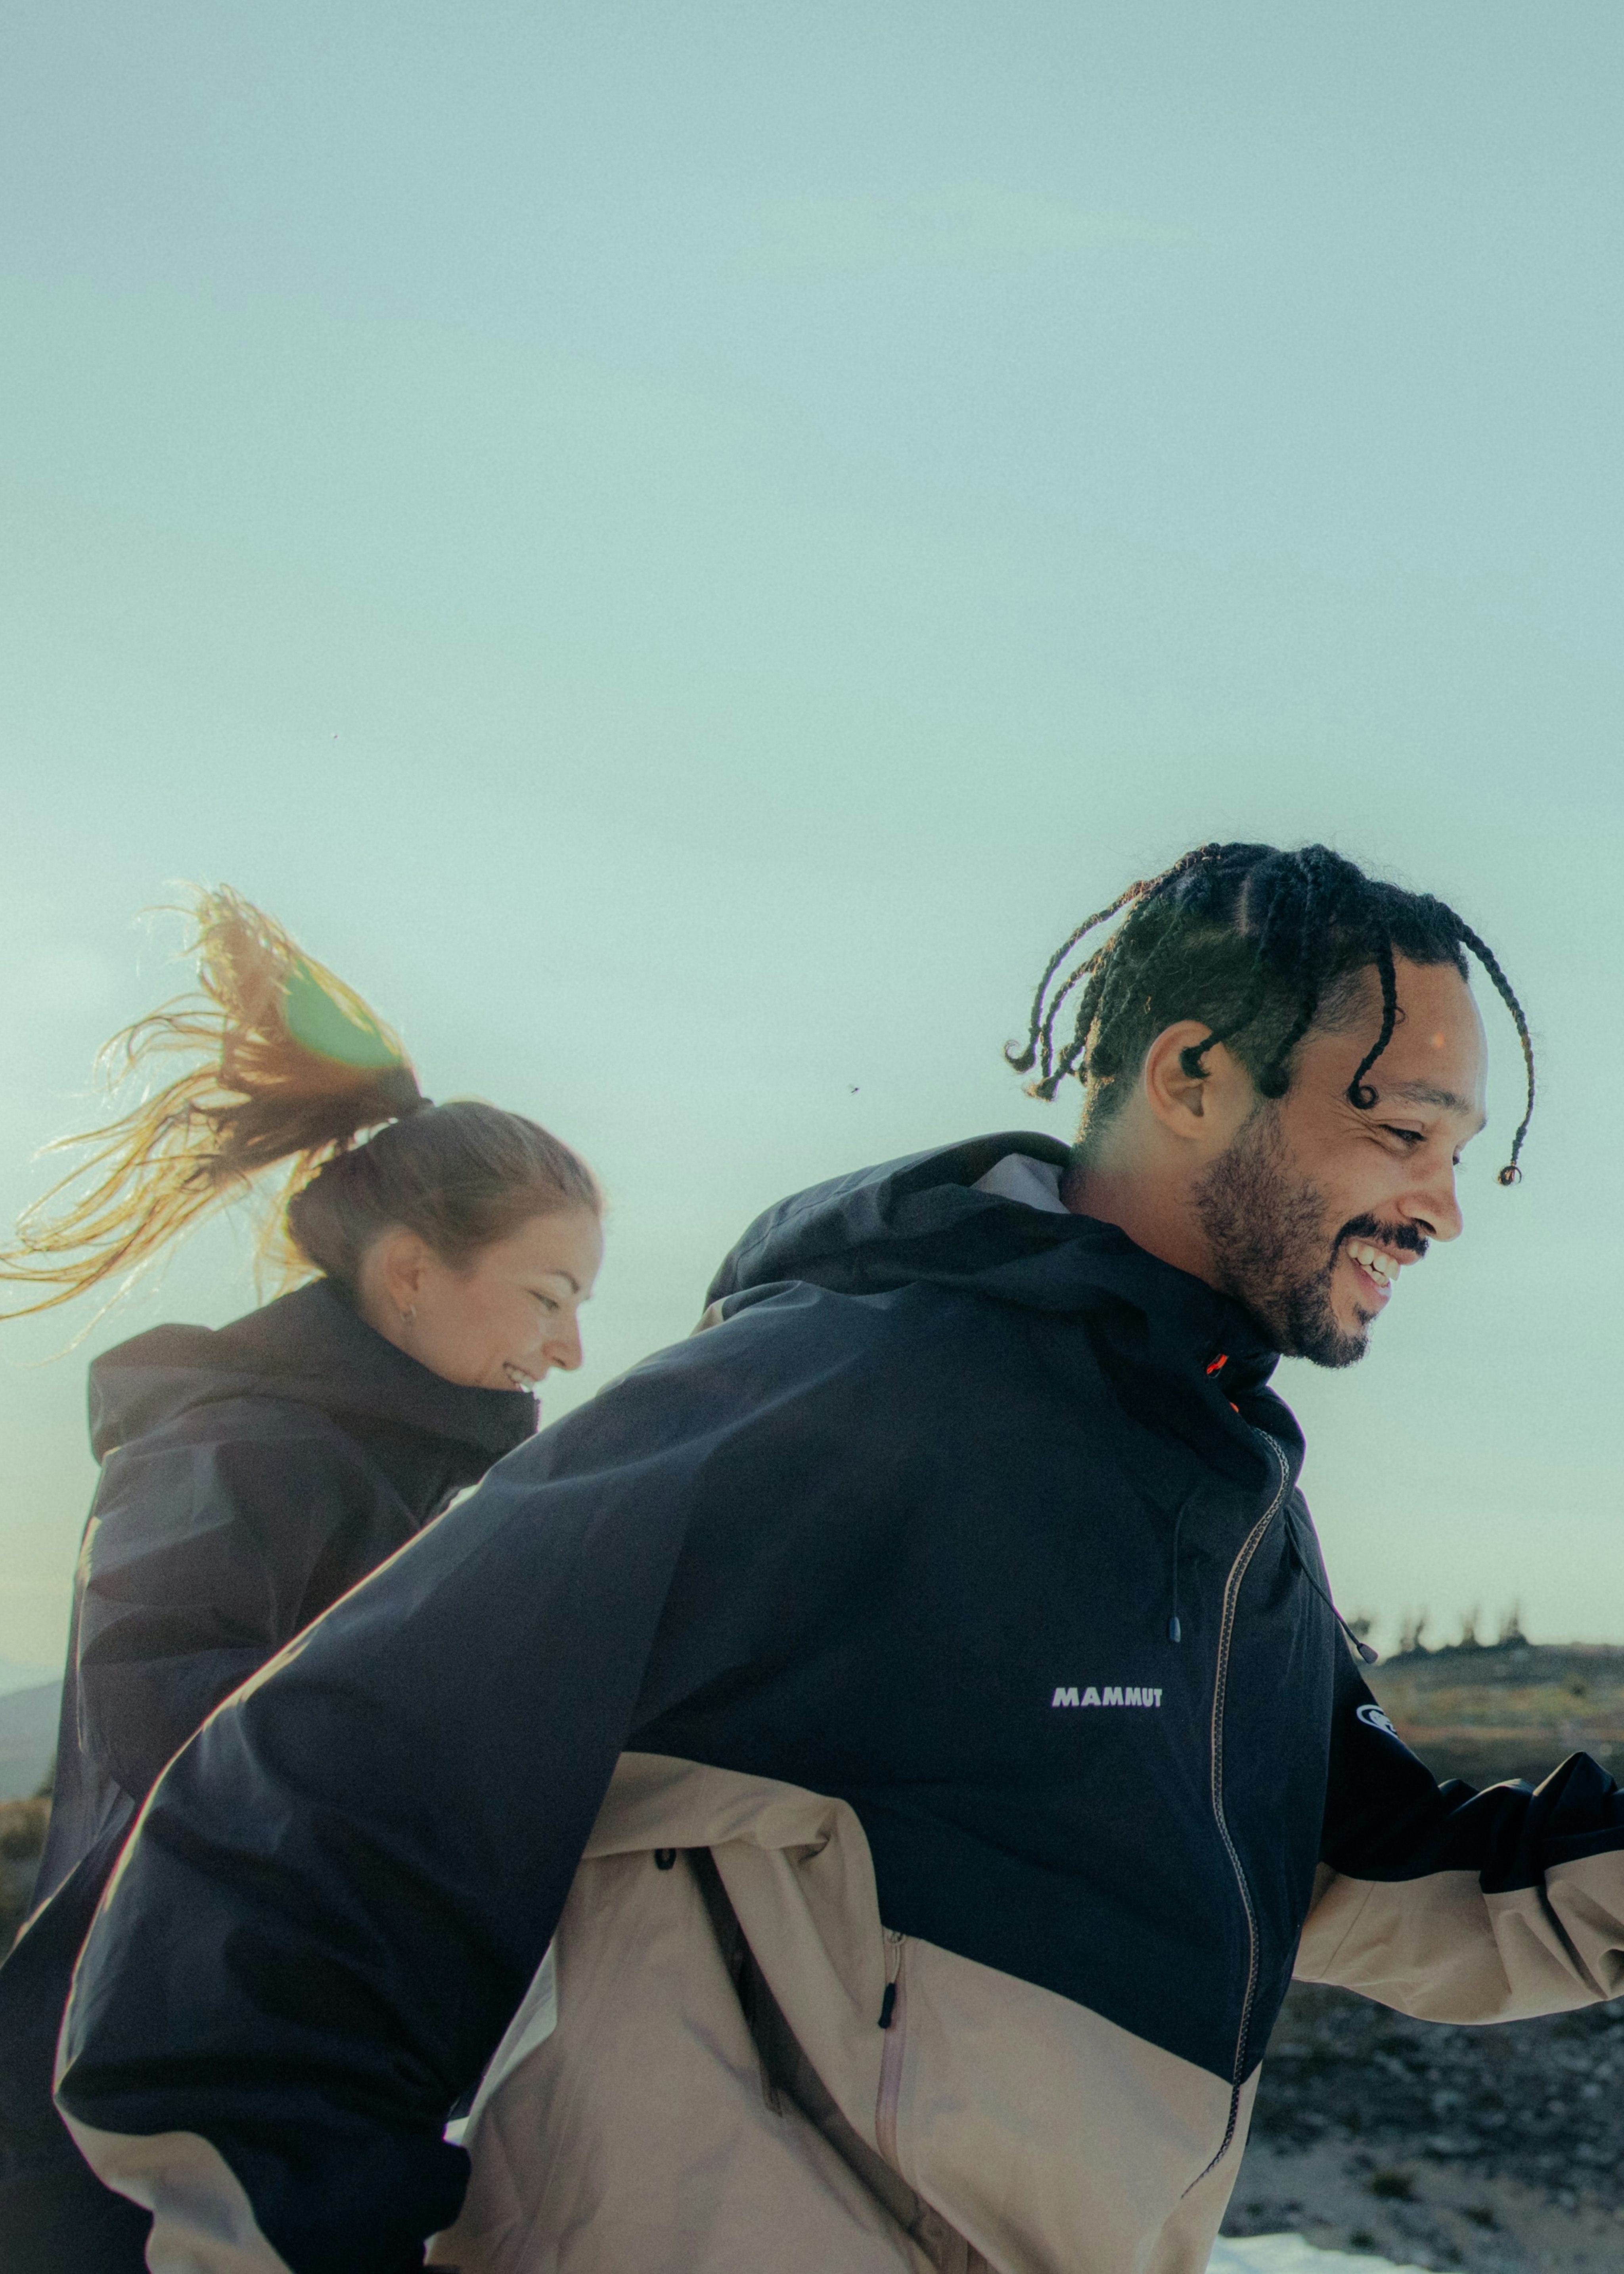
[710,1132,1304,1494]
[89,1278,537,1478]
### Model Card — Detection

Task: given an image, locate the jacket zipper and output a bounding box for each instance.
[1191,1433,1291,2188]
[875,1928,907,2170]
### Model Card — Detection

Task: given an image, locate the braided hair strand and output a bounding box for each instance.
[1006,843,1535,1184]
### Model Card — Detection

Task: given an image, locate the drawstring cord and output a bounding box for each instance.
[1166,1497,1372,1661]
[1285,1527,1379,1665]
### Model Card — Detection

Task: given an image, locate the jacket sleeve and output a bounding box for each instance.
[1296,1639,1624,2021]
[55,1294,887,2274]
[74,1420,395,1804]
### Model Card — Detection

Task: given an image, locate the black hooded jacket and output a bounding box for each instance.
[51,1138,1624,2274]
[0,1278,535,2245]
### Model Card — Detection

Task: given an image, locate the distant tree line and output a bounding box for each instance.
[1385,1604,1529,1658]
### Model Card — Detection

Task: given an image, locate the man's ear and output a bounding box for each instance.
[1141,1023,1251,1143]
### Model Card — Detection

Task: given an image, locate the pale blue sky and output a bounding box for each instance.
[2,4,1621,1666]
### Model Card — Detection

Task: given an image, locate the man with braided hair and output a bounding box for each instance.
[53,847,1623,2274]
[1007,840,1534,1372]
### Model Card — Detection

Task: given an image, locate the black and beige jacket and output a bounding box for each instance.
[54,1136,1624,2274]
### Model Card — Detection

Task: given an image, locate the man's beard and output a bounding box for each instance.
[1192,1105,1411,1369]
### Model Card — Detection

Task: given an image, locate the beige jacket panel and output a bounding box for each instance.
[439,1755,1251,2274]
[56,2110,291,2274]
[1295,1849,1624,2022]
[437,1844,939,2274]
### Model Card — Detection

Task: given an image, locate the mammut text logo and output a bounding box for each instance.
[1051,1685,1164,1709]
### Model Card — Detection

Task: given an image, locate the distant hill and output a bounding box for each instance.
[0,1681,60,1801]
[1367,1640,1624,1787]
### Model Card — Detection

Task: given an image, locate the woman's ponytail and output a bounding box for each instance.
[0,889,431,1317]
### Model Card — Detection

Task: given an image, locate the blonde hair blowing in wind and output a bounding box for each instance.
[0,889,425,1317]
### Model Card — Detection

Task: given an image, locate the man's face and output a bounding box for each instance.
[1192,958,1488,1367]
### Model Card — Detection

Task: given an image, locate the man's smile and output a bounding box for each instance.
[1341,1236,1418,1309]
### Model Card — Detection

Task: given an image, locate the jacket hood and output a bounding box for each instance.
[707,1131,1285,1399]
[88,1278,538,1467]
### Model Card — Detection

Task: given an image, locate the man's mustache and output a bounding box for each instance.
[1334,1214,1429,1263]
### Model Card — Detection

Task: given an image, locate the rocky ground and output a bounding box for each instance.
[1226,1981,1624,2271]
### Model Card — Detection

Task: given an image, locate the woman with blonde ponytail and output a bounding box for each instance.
[0,891,602,2270]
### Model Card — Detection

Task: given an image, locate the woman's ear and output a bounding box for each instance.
[376,1228,433,1318]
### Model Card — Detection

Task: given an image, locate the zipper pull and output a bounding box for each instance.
[878,1927,903,2029]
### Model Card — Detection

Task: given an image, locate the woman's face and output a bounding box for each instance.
[362,1208,604,1391]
